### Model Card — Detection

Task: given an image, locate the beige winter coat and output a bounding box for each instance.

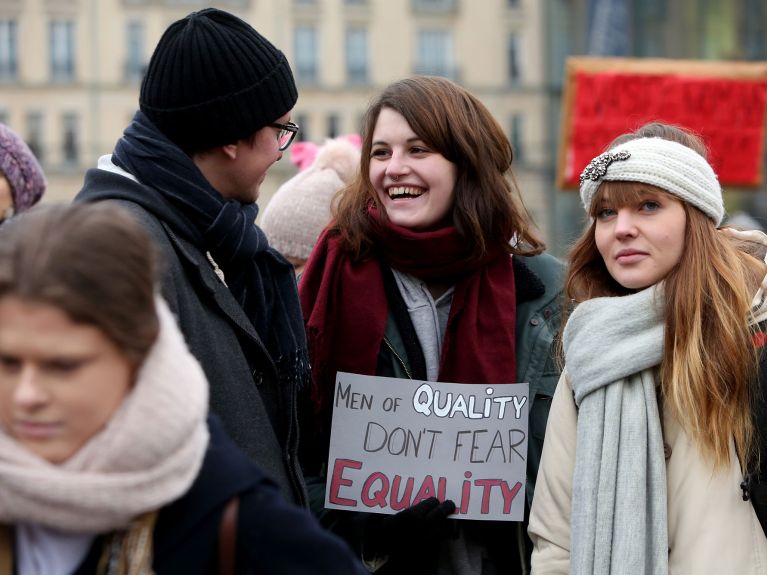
[529,372,767,574]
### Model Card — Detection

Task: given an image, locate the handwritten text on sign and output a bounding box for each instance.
[324,372,529,521]
[565,71,767,186]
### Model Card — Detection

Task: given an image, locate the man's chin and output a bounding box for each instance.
[244,186,261,205]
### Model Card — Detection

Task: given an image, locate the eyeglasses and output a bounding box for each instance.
[269,121,300,151]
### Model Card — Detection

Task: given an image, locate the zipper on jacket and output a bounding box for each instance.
[383,336,412,379]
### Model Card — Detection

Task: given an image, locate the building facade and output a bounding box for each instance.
[2,0,766,254]
[0,0,557,242]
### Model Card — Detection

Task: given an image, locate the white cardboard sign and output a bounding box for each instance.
[324,372,529,521]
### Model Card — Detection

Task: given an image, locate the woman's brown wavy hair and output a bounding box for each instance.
[330,75,544,262]
[565,122,766,470]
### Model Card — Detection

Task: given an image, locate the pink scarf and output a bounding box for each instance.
[0,298,209,533]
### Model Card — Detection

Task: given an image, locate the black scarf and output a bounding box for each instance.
[110,111,309,392]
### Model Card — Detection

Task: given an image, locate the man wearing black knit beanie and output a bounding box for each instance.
[75,8,309,508]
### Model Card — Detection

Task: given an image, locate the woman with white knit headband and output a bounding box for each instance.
[528,122,767,574]
[0,203,366,574]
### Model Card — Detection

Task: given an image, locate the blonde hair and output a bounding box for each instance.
[566,180,765,469]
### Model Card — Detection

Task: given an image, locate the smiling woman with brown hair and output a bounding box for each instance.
[299,75,565,575]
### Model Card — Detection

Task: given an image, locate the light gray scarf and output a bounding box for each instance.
[563,285,668,575]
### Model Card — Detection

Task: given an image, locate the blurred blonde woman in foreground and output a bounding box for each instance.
[0,203,366,574]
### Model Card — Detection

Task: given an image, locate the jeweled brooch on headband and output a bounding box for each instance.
[579,150,631,184]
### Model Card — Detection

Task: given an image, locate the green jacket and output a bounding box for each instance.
[377,252,564,506]
[304,252,564,574]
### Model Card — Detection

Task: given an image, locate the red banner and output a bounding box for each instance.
[564,71,767,186]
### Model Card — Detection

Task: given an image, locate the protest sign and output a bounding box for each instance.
[324,372,529,521]
[557,56,767,188]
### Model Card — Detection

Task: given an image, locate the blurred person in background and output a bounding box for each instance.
[0,123,46,224]
[75,8,309,506]
[0,202,367,575]
[261,135,361,275]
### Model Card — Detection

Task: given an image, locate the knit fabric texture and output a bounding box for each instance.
[0,297,209,534]
[261,137,361,262]
[139,8,297,154]
[579,137,724,225]
[564,285,668,575]
[0,123,46,213]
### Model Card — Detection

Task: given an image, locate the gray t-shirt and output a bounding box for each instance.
[390,268,492,575]
[391,269,454,381]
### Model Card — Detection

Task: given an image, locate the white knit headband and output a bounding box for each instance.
[579,137,724,225]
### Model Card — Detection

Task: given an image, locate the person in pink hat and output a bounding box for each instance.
[261,135,361,275]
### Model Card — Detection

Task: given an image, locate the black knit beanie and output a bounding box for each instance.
[139,8,297,154]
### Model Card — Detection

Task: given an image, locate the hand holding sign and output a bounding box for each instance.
[363,497,457,564]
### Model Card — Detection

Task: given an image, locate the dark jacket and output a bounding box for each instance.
[748,324,767,536]
[306,252,565,574]
[378,253,564,505]
[65,416,366,574]
[76,166,306,506]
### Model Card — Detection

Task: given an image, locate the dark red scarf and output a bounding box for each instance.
[299,211,517,426]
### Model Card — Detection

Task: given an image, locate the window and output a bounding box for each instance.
[25,112,44,165]
[327,113,340,138]
[415,29,456,79]
[510,114,524,164]
[345,27,368,85]
[699,0,734,59]
[50,20,75,83]
[162,0,217,5]
[508,33,522,85]
[62,112,79,166]
[294,26,318,84]
[743,0,766,59]
[0,20,17,82]
[635,0,667,57]
[125,19,145,83]
[295,113,309,142]
[412,0,457,13]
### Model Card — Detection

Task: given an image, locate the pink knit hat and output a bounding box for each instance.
[261,136,361,262]
[0,123,46,213]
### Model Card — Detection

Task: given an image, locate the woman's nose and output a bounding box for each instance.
[613,209,638,238]
[13,365,47,408]
[385,152,409,180]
